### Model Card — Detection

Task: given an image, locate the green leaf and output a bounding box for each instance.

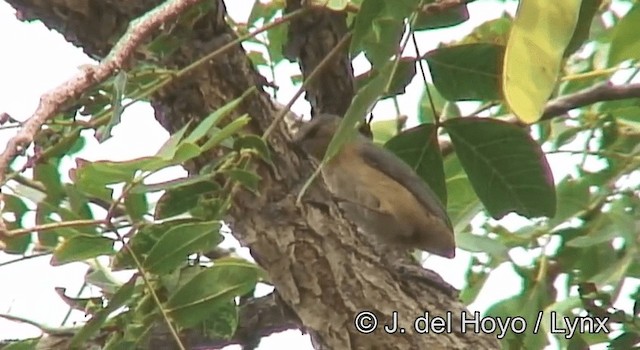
[266,16,288,63]
[587,252,633,287]
[324,59,402,163]
[74,158,147,200]
[485,278,550,350]
[1,194,32,253]
[355,58,417,99]
[183,87,255,145]
[153,178,220,220]
[414,2,469,30]
[459,16,511,46]
[609,3,640,65]
[370,117,406,144]
[51,235,115,266]
[65,184,94,225]
[132,174,219,194]
[144,221,223,274]
[248,1,283,27]
[202,300,238,340]
[565,214,619,248]
[418,84,449,124]
[444,154,482,231]
[549,177,590,227]
[350,0,414,67]
[200,115,251,152]
[155,122,192,160]
[503,0,581,123]
[222,169,261,193]
[425,43,504,101]
[444,117,556,219]
[40,128,82,160]
[97,71,127,142]
[125,192,148,221]
[34,161,65,204]
[459,258,490,305]
[456,232,509,259]
[69,275,137,348]
[165,258,261,328]
[384,123,447,205]
[112,219,198,270]
[234,134,273,165]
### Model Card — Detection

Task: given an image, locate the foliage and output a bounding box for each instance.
[2,0,640,349]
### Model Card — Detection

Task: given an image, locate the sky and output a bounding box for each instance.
[0,0,636,349]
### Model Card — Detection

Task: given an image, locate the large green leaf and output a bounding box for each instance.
[608,3,640,65]
[425,43,504,101]
[444,117,556,219]
[384,123,447,205]
[165,258,261,328]
[503,0,581,123]
[143,221,223,274]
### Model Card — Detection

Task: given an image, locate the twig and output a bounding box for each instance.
[0,0,205,234]
[262,32,353,140]
[4,219,106,238]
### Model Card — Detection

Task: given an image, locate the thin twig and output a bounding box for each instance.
[4,219,106,238]
[262,32,353,140]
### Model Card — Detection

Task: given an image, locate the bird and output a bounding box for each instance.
[292,113,456,259]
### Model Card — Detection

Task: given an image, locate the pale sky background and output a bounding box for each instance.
[0,0,637,349]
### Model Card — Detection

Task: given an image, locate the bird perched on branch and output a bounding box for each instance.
[293,113,456,259]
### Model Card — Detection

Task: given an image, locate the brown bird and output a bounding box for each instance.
[293,114,456,259]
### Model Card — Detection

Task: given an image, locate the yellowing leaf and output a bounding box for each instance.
[503,0,581,123]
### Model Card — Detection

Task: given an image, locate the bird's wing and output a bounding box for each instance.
[357,140,453,231]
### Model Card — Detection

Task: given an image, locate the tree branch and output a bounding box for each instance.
[441,82,640,156]
[542,82,640,120]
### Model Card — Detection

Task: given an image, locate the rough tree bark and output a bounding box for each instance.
[5,0,500,349]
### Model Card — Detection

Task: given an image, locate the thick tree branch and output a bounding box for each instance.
[542,82,640,120]
[441,82,640,156]
[285,0,354,117]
